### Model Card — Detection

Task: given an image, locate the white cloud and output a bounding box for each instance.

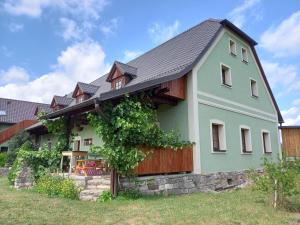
[8,22,24,32]
[148,20,180,45]
[0,41,110,103]
[100,18,119,36]
[3,0,108,19]
[59,18,83,41]
[3,0,51,17]
[262,60,298,89]
[0,66,29,84]
[260,11,300,57]
[123,50,143,62]
[281,100,300,126]
[229,0,261,28]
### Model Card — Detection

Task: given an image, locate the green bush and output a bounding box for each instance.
[0,153,7,167]
[7,160,18,185]
[35,175,79,200]
[97,191,113,202]
[6,131,32,165]
[252,156,300,208]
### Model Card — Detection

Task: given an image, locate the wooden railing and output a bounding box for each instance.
[0,120,37,144]
[135,146,193,175]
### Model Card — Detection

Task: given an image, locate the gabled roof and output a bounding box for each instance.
[106,61,138,82]
[46,18,283,123]
[51,95,73,107]
[0,98,50,124]
[71,82,99,98]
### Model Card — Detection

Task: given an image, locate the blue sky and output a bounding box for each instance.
[0,0,300,125]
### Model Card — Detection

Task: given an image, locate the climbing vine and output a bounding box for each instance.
[38,113,72,152]
[88,94,191,176]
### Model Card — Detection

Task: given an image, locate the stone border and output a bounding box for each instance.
[0,167,9,176]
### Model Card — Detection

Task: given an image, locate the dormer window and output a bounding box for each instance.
[72,82,99,104]
[115,79,123,90]
[106,61,137,90]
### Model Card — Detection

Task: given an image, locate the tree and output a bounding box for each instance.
[252,156,300,208]
[6,131,33,165]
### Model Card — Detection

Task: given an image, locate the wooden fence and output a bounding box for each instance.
[135,146,193,175]
[0,120,37,144]
[281,127,300,157]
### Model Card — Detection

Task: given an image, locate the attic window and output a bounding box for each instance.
[0,110,6,116]
[76,94,87,103]
[241,47,248,63]
[221,64,232,87]
[229,39,236,55]
[115,79,123,90]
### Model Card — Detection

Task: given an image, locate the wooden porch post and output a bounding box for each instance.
[110,169,118,198]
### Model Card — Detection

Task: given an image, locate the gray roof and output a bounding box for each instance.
[114,61,137,77]
[77,82,99,95]
[46,18,283,123]
[53,95,73,106]
[0,98,50,124]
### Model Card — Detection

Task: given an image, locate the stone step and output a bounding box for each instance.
[79,189,105,201]
[86,179,111,186]
[86,184,110,190]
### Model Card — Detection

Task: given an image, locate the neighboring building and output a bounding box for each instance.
[0,98,51,152]
[280,126,300,158]
[29,19,283,175]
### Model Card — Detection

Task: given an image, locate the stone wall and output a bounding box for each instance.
[0,167,9,176]
[120,170,255,195]
[14,167,34,189]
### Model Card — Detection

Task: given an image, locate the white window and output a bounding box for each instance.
[220,64,232,87]
[241,47,248,63]
[210,120,227,152]
[250,79,258,97]
[0,110,6,116]
[115,80,122,89]
[240,126,252,153]
[229,39,236,55]
[262,130,272,153]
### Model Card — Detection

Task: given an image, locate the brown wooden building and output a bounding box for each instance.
[280,126,300,157]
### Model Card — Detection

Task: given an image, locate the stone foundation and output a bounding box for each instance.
[0,167,9,176]
[14,167,34,189]
[120,170,254,195]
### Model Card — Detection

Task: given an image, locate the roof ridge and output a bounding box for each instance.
[126,19,221,64]
[0,97,49,105]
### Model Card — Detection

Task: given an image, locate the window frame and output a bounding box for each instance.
[210,119,227,153]
[220,63,232,88]
[241,47,248,63]
[229,39,237,56]
[250,78,258,98]
[115,79,123,90]
[239,125,252,154]
[83,138,93,146]
[261,129,272,154]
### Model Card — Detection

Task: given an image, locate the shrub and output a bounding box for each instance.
[252,156,300,208]
[7,160,18,185]
[0,153,7,167]
[6,131,32,165]
[35,175,79,200]
[97,191,113,202]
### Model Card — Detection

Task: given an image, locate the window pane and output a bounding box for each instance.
[212,124,220,150]
[241,129,247,152]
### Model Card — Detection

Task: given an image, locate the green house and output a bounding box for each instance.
[27,18,283,177]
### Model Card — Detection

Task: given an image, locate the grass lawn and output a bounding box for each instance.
[0,177,300,225]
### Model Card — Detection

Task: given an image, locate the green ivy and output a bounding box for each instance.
[38,113,71,152]
[88,95,191,176]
